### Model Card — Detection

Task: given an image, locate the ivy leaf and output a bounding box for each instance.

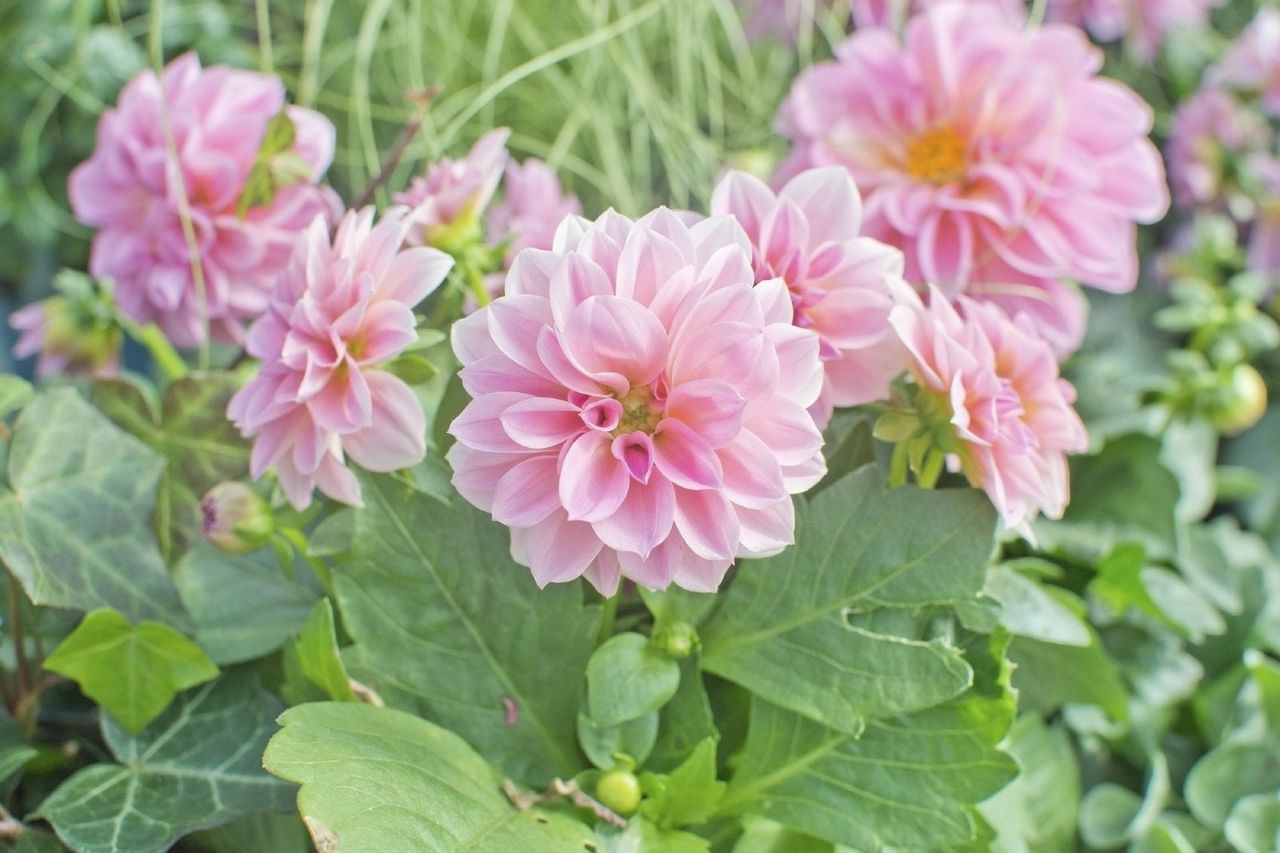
[587,633,681,727]
[719,630,1017,850]
[0,388,190,627]
[701,466,994,734]
[335,471,598,783]
[281,599,356,705]
[174,544,321,666]
[263,702,596,851]
[93,374,251,560]
[639,738,725,829]
[44,608,219,733]
[34,673,294,853]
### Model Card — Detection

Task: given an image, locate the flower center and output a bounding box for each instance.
[614,385,663,436]
[904,125,969,184]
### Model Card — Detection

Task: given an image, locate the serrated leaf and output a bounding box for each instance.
[0,389,189,627]
[44,608,218,733]
[173,544,321,666]
[93,374,251,560]
[263,702,596,852]
[335,470,597,783]
[588,633,680,727]
[701,466,994,733]
[35,673,294,853]
[719,632,1017,849]
[282,599,356,705]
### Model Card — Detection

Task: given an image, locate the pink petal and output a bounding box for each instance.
[593,476,676,559]
[673,487,740,561]
[664,379,746,448]
[559,431,631,522]
[510,509,603,586]
[500,397,584,449]
[342,371,427,472]
[564,295,668,386]
[491,454,562,527]
[653,418,723,490]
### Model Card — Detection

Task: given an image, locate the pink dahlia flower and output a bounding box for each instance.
[735,0,839,43]
[852,0,1024,29]
[447,208,827,594]
[777,1,1170,355]
[68,53,340,349]
[228,207,454,510]
[1214,9,1280,117]
[1048,0,1223,61]
[488,158,582,261]
[889,283,1088,533]
[710,167,905,424]
[1167,88,1269,211]
[394,129,511,247]
[1248,153,1280,288]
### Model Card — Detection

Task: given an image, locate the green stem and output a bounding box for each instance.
[255,0,274,74]
[466,263,493,308]
[123,320,188,382]
[917,448,945,489]
[888,440,909,488]
[279,527,333,593]
[597,593,621,646]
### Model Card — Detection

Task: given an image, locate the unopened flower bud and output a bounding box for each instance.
[1209,363,1268,435]
[200,483,273,553]
[656,621,697,659]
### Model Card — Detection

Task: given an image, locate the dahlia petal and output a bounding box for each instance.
[511,509,603,587]
[559,431,631,522]
[342,371,427,472]
[564,295,668,385]
[778,166,863,248]
[653,418,723,490]
[664,379,746,448]
[592,476,676,558]
[500,397,584,449]
[491,455,562,527]
[673,487,740,561]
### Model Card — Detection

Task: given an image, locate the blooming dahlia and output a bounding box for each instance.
[227,207,454,509]
[448,208,827,594]
[889,283,1088,533]
[394,129,510,249]
[710,167,905,424]
[777,1,1169,354]
[69,53,340,348]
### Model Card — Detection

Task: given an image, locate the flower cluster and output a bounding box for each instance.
[447,208,826,593]
[227,207,453,509]
[68,53,340,348]
[777,1,1169,354]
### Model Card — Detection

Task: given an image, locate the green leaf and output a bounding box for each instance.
[720,631,1017,849]
[588,632,681,727]
[236,112,305,217]
[1185,737,1280,830]
[0,712,35,784]
[701,466,994,734]
[1078,784,1143,849]
[578,710,658,770]
[34,673,294,853]
[647,659,717,773]
[44,608,218,733]
[93,374,251,560]
[1009,633,1129,721]
[1225,793,1280,853]
[730,816,833,853]
[263,702,596,852]
[174,543,321,666]
[0,375,33,421]
[0,389,189,626]
[335,470,598,783]
[979,716,1080,853]
[639,738,725,829]
[185,813,309,853]
[282,599,356,704]
[986,565,1089,646]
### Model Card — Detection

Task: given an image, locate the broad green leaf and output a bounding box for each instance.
[588,632,681,727]
[1225,793,1280,853]
[281,599,356,704]
[263,702,596,852]
[731,816,833,853]
[647,659,717,773]
[1035,435,1179,560]
[702,467,994,733]
[185,813,309,853]
[35,673,294,853]
[0,375,33,421]
[335,471,598,783]
[1078,784,1143,849]
[174,544,321,666]
[986,566,1089,646]
[979,716,1079,853]
[0,389,189,627]
[578,711,658,770]
[44,608,218,733]
[596,816,710,852]
[1185,737,1280,830]
[639,738,725,829]
[720,632,1017,849]
[93,374,251,560]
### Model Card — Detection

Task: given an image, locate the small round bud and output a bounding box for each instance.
[657,622,697,659]
[595,769,642,816]
[1209,363,1267,435]
[200,483,273,553]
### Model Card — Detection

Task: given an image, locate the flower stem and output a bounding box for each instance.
[124,320,189,382]
[597,593,621,646]
[278,526,333,593]
[888,440,909,488]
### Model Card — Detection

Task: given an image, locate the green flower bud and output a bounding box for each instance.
[200,483,274,553]
[1209,363,1268,435]
[596,768,642,815]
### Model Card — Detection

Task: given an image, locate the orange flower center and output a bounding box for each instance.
[904,125,969,184]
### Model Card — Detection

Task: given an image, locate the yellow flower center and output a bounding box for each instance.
[904,125,969,184]
[615,386,662,435]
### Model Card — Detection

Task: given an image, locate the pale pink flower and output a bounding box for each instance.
[1247,152,1280,289]
[1167,88,1269,211]
[447,208,827,594]
[1214,9,1280,117]
[852,0,1024,29]
[736,0,840,43]
[1048,0,1223,61]
[710,167,906,425]
[68,53,341,349]
[889,282,1088,532]
[777,2,1170,355]
[488,158,582,261]
[10,298,121,380]
[394,129,511,247]
[227,207,454,510]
